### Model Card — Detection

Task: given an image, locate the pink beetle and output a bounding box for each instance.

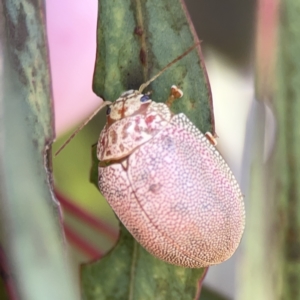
[97,85,245,268]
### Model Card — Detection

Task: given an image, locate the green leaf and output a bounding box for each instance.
[274,5,300,297]
[0,1,79,299]
[82,224,206,300]
[93,0,214,134]
[82,0,214,299]
[199,286,230,300]
[90,144,101,190]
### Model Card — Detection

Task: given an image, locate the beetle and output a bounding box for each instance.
[56,45,245,268]
[97,84,245,268]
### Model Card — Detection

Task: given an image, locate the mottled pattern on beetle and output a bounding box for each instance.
[123,95,147,117]
[108,92,142,121]
[99,113,245,268]
[98,101,172,161]
[147,102,172,119]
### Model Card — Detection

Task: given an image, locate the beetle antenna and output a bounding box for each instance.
[54,100,112,156]
[139,42,200,93]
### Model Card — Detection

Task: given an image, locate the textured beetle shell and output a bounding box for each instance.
[98,94,245,268]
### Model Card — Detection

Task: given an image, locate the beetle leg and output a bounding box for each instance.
[205,132,218,146]
[166,85,183,108]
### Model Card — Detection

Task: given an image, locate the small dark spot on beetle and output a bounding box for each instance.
[106,150,112,156]
[145,115,155,125]
[134,124,141,134]
[162,136,174,150]
[134,26,143,36]
[119,144,124,152]
[134,136,143,142]
[101,136,106,147]
[149,184,162,194]
[110,130,118,144]
[140,48,147,66]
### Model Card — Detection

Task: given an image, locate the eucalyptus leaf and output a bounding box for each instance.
[93,0,214,134]
[199,286,230,300]
[82,224,206,300]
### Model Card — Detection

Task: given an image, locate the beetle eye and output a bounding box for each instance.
[106,106,111,115]
[140,94,150,102]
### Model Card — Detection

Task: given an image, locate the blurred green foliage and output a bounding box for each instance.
[0,1,80,299]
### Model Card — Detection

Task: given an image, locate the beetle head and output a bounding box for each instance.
[106,90,152,125]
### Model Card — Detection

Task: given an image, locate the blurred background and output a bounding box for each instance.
[48,0,258,299]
